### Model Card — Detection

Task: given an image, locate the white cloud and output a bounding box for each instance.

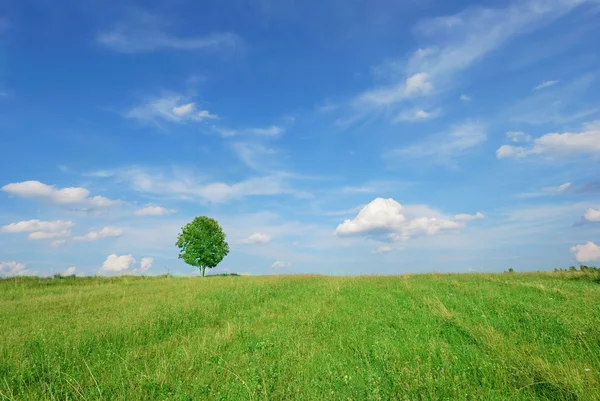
[271,260,291,268]
[454,212,485,222]
[136,257,154,274]
[335,198,472,242]
[127,96,218,124]
[506,131,532,143]
[497,121,600,159]
[584,208,600,222]
[97,12,241,54]
[1,181,120,208]
[100,254,152,275]
[385,121,486,165]
[570,242,600,263]
[73,227,122,242]
[460,94,471,102]
[355,72,434,107]
[240,233,271,244]
[534,80,559,90]
[63,266,76,276]
[212,125,285,138]
[135,205,173,216]
[102,254,136,272]
[1,219,74,233]
[230,142,278,171]
[396,109,437,122]
[51,240,67,248]
[247,125,284,136]
[29,230,71,240]
[118,167,309,203]
[372,246,393,254]
[353,0,588,114]
[404,72,434,96]
[172,103,195,116]
[0,261,29,277]
[1,220,74,241]
[543,182,573,194]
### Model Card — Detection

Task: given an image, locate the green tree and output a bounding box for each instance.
[176,216,229,277]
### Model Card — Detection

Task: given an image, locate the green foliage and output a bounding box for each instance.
[1,272,600,400]
[176,216,229,277]
[554,264,600,273]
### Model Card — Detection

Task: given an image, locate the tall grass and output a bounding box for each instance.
[1,272,599,400]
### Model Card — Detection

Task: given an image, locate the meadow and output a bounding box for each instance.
[1,272,599,400]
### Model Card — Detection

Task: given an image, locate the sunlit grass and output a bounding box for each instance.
[1,272,599,400]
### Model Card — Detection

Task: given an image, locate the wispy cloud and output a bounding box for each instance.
[98,11,242,54]
[384,121,486,167]
[394,108,439,122]
[230,142,279,171]
[340,0,593,124]
[211,125,285,138]
[109,166,312,203]
[508,73,600,125]
[534,80,559,90]
[127,95,218,125]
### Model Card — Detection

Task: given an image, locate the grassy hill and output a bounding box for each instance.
[1,272,599,400]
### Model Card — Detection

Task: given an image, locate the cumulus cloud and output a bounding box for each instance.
[102,254,136,272]
[454,212,486,222]
[570,242,600,263]
[127,96,218,124]
[1,181,121,208]
[584,208,600,222]
[100,254,153,274]
[335,198,477,242]
[135,205,173,216]
[240,233,271,244]
[73,227,122,241]
[372,246,393,254]
[534,80,559,91]
[460,94,471,102]
[272,260,291,268]
[497,121,600,159]
[1,220,74,241]
[63,266,77,276]
[136,257,154,274]
[0,261,29,277]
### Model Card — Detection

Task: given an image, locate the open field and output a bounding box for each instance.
[1,273,599,400]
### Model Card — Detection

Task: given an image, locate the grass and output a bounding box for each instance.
[1,272,599,400]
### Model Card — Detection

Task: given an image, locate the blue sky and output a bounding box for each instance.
[1,0,600,277]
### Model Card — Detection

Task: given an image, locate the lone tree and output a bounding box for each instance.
[176,216,229,277]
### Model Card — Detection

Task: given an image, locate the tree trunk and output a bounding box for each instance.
[201,266,206,277]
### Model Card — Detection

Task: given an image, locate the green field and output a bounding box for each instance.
[1,273,599,400]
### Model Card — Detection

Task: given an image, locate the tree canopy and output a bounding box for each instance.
[176,216,229,277]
